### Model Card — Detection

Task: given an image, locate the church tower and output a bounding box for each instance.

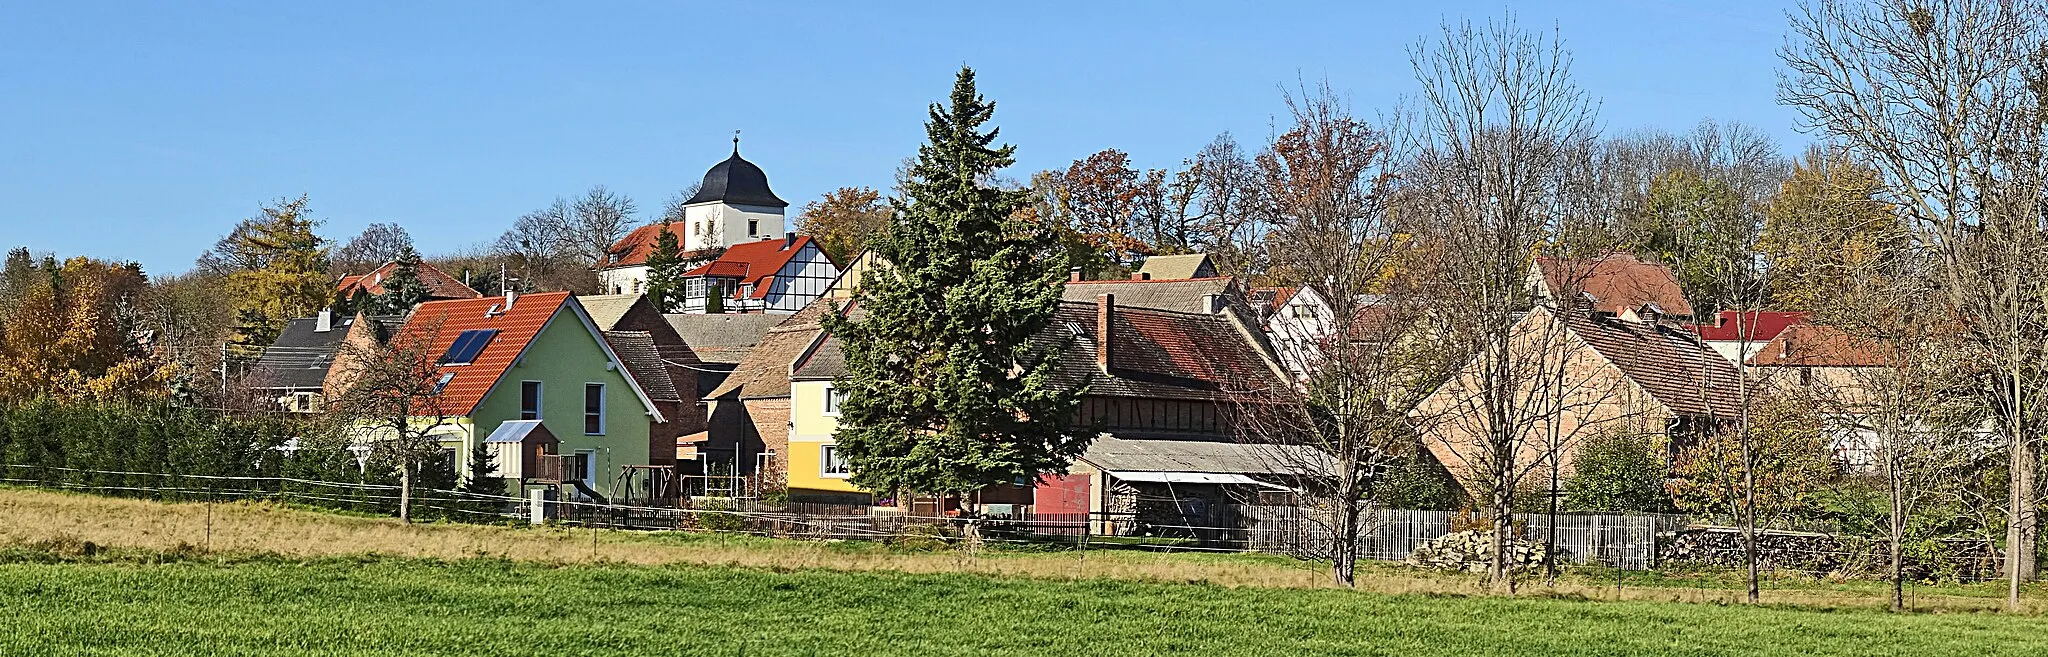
[678,136,789,252]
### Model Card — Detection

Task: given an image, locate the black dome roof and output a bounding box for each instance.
[684,151,788,208]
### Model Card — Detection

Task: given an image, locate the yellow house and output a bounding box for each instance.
[786,331,867,503]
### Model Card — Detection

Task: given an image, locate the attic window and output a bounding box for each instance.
[1063,320,1088,336]
[439,329,500,365]
[432,372,456,395]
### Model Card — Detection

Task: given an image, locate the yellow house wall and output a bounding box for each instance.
[787,380,864,495]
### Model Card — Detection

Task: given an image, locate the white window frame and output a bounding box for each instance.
[822,384,847,417]
[574,449,597,483]
[820,444,851,478]
[583,383,606,435]
[520,381,543,420]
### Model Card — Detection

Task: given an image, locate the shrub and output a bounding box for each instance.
[1563,431,1673,513]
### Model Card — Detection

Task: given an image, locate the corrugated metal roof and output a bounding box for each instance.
[1079,435,1332,477]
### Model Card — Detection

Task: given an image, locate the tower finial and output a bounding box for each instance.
[733,130,740,155]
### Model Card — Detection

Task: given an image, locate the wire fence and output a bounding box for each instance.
[0,463,2006,579]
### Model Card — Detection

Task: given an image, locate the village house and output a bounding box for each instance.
[774,288,1311,534]
[1685,310,1810,366]
[696,301,832,481]
[1412,302,1743,500]
[371,291,669,502]
[596,145,842,313]
[245,310,403,413]
[335,260,482,309]
[578,295,700,477]
[1531,252,1694,324]
[1250,285,1336,381]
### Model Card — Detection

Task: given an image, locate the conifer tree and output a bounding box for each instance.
[372,245,430,315]
[206,196,330,344]
[642,220,687,312]
[824,67,1087,501]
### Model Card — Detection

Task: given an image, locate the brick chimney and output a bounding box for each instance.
[1096,293,1114,373]
[1130,272,1151,281]
[1069,267,1084,282]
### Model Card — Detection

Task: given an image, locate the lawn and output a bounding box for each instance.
[0,557,2045,657]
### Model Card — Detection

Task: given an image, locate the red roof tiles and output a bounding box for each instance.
[396,292,570,416]
[337,261,482,300]
[1562,310,1745,418]
[602,223,697,269]
[1749,323,1892,368]
[683,236,823,300]
[1684,310,1809,343]
[1537,252,1694,318]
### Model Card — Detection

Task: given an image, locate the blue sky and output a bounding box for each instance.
[0,1,1802,275]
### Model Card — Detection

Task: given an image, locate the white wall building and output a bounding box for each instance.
[599,144,792,295]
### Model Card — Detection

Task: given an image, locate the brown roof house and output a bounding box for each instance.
[698,301,833,478]
[1530,252,1694,323]
[775,290,1317,533]
[580,294,705,473]
[1412,301,1743,502]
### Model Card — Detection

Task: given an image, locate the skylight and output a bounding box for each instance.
[439,329,499,365]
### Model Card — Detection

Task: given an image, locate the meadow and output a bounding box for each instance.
[3,556,2048,656]
[4,487,2048,655]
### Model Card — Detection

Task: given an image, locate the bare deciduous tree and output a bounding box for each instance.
[1781,0,2048,608]
[331,222,416,276]
[328,317,457,524]
[1398,16,1603,591]
[1229,83,1448,588]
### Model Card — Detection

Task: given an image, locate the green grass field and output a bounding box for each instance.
[2,557,2045,656]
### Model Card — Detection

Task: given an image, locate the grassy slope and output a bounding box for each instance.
[1,558,2046,657]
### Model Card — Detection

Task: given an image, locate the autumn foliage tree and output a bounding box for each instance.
[1757,148,1905,311]
[0,255,175,404]
[202,196,332,345]
[795,187,893,264]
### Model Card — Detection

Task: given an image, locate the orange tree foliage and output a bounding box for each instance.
[0,256,177,404]
[794,186,893,264]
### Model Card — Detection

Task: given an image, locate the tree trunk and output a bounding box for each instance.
[1491,492,1515,592]
[2009,431,2038,611]
[1333,499,1359,588]
[399,462,413,524]
[1889,500,1905,613]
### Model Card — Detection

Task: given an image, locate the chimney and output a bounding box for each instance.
[1130,272,1151,281]
[1202,293,1223,314]
[314,309,333,333]
[504,288,518,311]
[1096,293,1114,373]
[783,233,797,250]
[1069,267,1084,282]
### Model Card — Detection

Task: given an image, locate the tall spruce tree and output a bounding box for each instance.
[824,67,1088,501]
[642,220,687,312]
[372,245,430,315]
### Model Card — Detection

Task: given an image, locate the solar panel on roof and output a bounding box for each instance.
[439,329,499,365]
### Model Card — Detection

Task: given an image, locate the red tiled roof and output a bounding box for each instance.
[1683,311,1809,343]
[1537,253,1694,317]
[396,292,570,416]
[682,236,823,300]
[1749,323,1891,368]
[603,223,688,269]
[1040,301,1285,401]
[1562,310,1744,418]
[337,261,483,300]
